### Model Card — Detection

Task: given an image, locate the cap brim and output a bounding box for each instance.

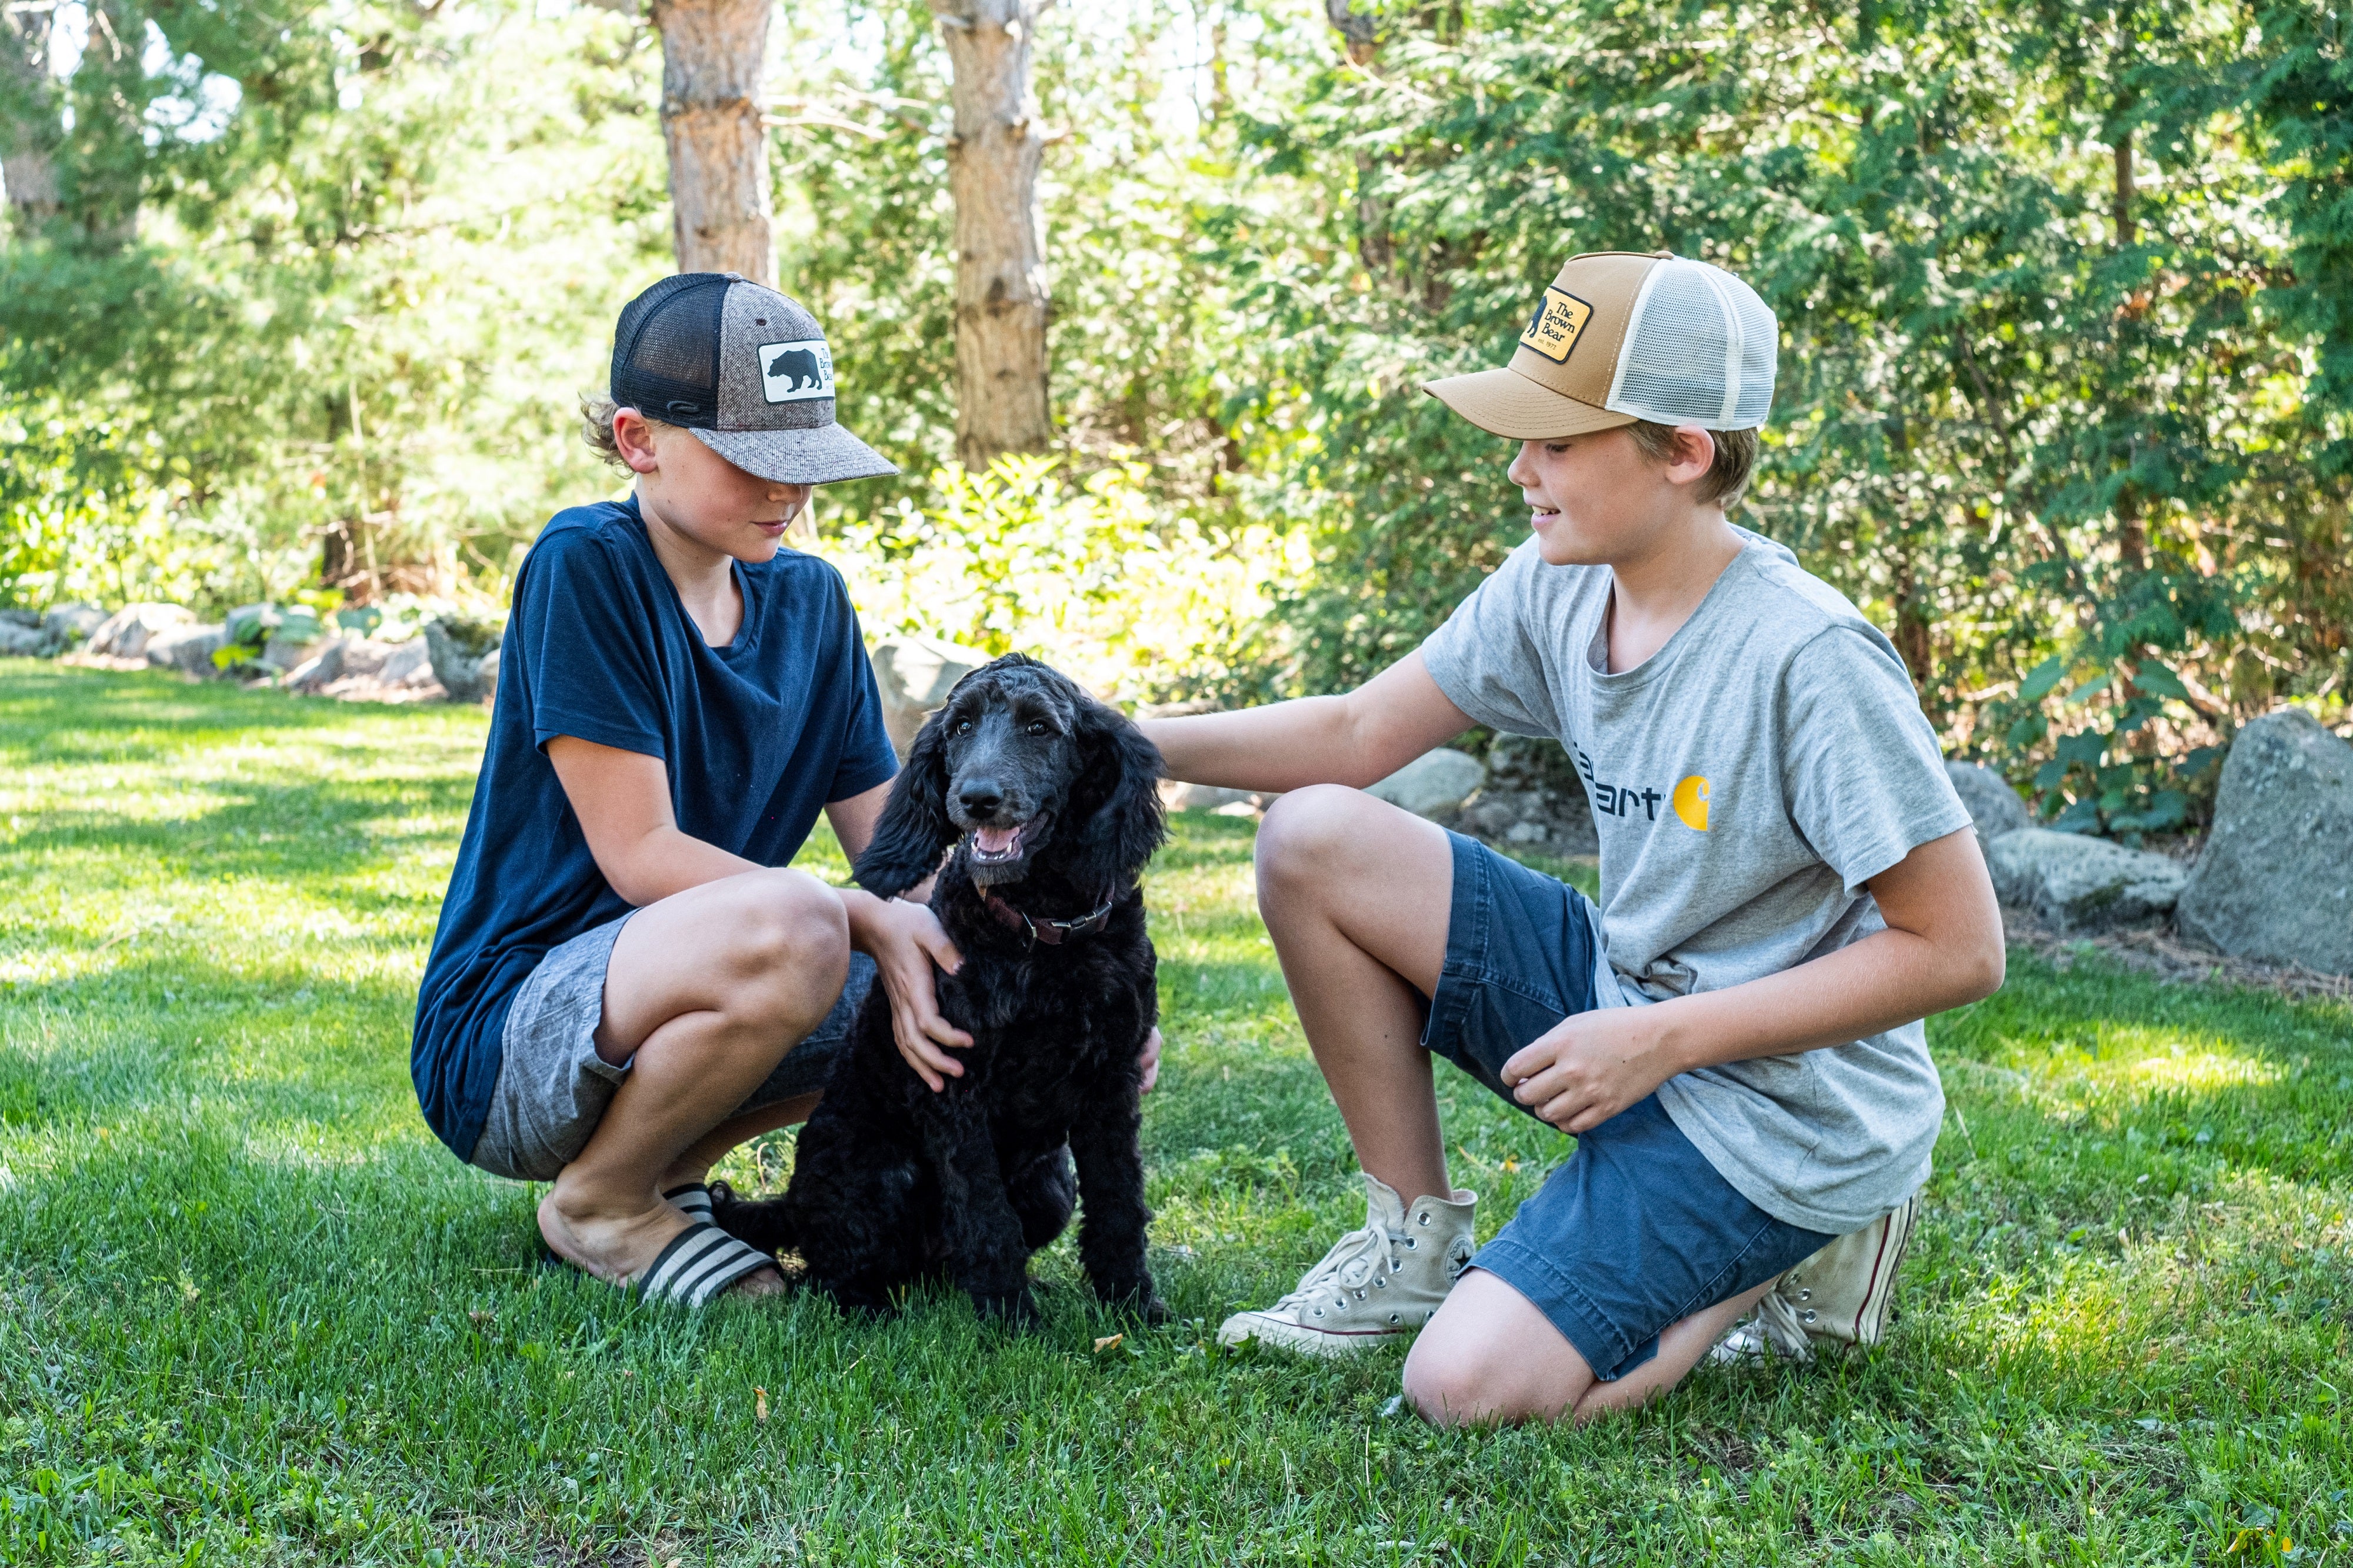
[694,423,899,486]
[1421,368,1637,440]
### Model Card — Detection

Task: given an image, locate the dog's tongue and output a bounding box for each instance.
[974,824,1021,855]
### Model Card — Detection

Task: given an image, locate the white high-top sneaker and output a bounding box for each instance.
[1711,1193,1921,1365]
[1217,1174,1477,1357]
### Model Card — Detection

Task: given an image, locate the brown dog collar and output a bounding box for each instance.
[978,883,1120,948]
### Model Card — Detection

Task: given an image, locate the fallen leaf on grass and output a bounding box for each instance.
[1093,1334,1124,1353]
[755,1386,769,1422]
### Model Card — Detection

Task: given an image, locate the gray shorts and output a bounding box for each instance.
[466,913,872,1182]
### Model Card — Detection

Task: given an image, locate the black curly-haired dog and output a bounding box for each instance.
[712,654,1167,1325]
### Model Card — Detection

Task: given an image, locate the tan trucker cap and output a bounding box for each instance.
[1424,251,1778,439]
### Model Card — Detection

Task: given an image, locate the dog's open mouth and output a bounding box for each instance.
[969,821,1034,863]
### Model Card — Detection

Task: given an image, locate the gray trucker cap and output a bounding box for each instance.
[608,273,898,486]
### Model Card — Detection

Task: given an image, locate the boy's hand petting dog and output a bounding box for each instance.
[1500,1007,1677,1133]
[849,893,1164,1095]
[851,893,972,1091]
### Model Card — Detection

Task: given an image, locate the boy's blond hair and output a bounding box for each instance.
[579,393,676,473]
[1625,421,1758,511]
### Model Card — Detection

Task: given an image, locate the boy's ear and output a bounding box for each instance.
[852,714,955,899]
[1064,696,1168,892]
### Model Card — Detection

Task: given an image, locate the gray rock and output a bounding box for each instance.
[282,636,350,693]
[1366,748,1487,819]
[1158,781,1273,815]
[86,602,195,659]
[424,618,504,703]
[378,638,434,687]
[2176,709,2353,975]
[0,609,37,629]
[262,633,324,672]
[1161,782,1245,813]
[1945,760,2031,846]
[1986,828,2188,933]
[1454,733,1598,857]
[0,621,42,655]
[871,635,993,758]
[144,623,228,676]
[40,603,104,653]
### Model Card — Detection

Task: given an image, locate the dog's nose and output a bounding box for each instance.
[958,779,1005,819]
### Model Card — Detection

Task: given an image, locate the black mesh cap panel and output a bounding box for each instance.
[610,274,731,428]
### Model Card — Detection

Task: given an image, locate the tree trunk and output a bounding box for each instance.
[651,0,774,285]
[932,0,1051,469]
[2112,130,2135,249]
[1325,0,1379,65]
[0,6,60,235]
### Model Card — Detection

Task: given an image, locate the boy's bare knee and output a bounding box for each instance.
[1255,784,1370,893]
[1401,1336,1504,1427]
[724,870,850,1010]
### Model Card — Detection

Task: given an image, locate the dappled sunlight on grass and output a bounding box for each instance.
[2119,1047,2285,1095]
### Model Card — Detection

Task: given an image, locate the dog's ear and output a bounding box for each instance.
[853,710,956,898]
[1065,695,1168,889]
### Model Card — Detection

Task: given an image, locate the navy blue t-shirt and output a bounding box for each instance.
[412,497,899,1159]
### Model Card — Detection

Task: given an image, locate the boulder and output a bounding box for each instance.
[871,635,993,758]
[1945,759,2031,847]
[2175,709,2353,975]
[1454,733,1599,856]
[39,603,104,654]
[1366,748,1487,819]
[378,638,434,687]
[282,636,350,693]
[144,623,227,676]
[424,617,503,703]
[0,621,42,656]
[1986,828,2187,934]
[262,622,328,673]
[1159,781,1268,814]
[86,602,194,659]
[0,609,36,629]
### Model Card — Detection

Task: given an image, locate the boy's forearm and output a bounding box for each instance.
[1650,921,2002,1076]
[1138,651,1474,793]
[1138,696,1361,793]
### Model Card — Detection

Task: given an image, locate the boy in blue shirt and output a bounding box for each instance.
[415,276,1007,1305]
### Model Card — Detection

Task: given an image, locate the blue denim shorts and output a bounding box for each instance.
[1423,830,1834,1380]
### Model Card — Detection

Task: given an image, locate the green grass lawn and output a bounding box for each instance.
[2,660,2349,1566]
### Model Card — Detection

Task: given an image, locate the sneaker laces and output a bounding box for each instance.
[1748,1283,1815,1360]
[1267,1222,1399,1313]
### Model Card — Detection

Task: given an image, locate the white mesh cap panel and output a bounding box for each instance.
[1604,258,1778,429]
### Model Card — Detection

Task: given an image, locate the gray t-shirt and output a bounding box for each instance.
[1421,529,1971,1234]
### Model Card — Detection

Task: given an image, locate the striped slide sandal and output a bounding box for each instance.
[633,1221,780,1307]
[662,1182,718,1225]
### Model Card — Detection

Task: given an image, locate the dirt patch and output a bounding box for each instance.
[2002,902,2351,1005]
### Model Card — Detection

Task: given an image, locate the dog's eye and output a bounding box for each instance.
[952,719,974,736]
[1025,720,1051,736]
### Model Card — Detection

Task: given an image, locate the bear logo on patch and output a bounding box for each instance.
[758,340,834,403]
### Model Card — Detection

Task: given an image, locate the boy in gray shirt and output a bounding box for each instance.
[1139,250,2004,1424]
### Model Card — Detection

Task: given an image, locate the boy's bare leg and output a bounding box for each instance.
[664,1093,821,1189]
[1254,785,1457,1207]
[1402,1269,1775,1425]
[538,867,850,1296]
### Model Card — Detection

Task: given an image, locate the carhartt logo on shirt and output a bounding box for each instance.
[1672,775,1712,831]
[1571,743,1714,831]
